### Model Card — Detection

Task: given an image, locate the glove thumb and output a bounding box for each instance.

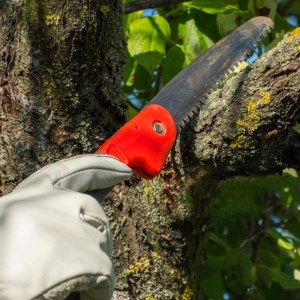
[14,154,132,194]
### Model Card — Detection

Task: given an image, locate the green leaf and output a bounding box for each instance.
[266,228,300,249]
[135,52,163,76]
[257,250,281,269]
[221,249,256,293]
[257,250,281,287]
[209,232,231,252]
[265,13,295,52]
[201,255,226,298]
[258,266,300,289]
[133,64,153,91]
[178,17,214,63]
[289,0,300,14]
[185,1,247,15]
[294,124,300,134]
[184,19,205,62]
[278,238,294,251]
[285,221,300,242]
[161,45,185,84]
[123,56,136,86]
[290,256,300,269]
[217,13,240,36]
[126,103,139,120]
[123,11,143,34]
[273,13,295,39]
[193,11,221,42]
[248,0,278,19]
[294,269,300,281]
[127,16,170,74]
[201,274,225,299]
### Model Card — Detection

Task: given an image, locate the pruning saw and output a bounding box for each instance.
[97,16,274,179]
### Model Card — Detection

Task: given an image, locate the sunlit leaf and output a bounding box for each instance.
[127,16,170,74]
[185,1,247,15]
[123,11,143,34]
[283,168,298,178]
[179,18,214,63]
[294,269,300,281]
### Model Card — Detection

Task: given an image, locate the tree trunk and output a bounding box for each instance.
[0,0,126,195]
[1,2,299,300]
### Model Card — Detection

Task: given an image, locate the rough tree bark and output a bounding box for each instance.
[0,0,126,194]
[0,1,299,300]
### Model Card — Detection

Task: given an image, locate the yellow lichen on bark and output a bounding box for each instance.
[286,28,300,43]
[182,285,193,300]
[151,251,158,261]
[100,5,110,15]
[230,91,271,149]
[286,27,300,50]
[230,135,252,149]
[45,14,60,26]
[125,257,150,275]
[257,91,271,105]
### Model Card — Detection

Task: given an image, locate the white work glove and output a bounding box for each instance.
[0,154,132,300]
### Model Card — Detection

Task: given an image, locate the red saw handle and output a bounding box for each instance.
[96,104,176,179]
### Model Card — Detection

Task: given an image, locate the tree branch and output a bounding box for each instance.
[177,30,300,179]
[124,0,190,14]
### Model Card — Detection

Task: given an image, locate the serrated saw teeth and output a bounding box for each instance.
[97,18,275,179]
[149,16,274,133]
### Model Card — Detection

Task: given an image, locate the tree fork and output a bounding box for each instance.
[105,31,300,299]
[0,0,299,299]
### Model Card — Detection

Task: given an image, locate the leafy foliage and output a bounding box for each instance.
[127,16,171,74]
[123,0,297,110]
[123,0,299,299]
[206,175,300,299]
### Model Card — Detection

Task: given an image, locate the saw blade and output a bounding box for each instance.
[149,16,274,132]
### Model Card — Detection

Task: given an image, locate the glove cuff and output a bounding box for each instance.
[41,274,112,300]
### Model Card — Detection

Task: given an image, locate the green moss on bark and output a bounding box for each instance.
[0,0,126,193]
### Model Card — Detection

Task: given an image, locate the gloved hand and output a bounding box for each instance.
[0,154,132,300]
